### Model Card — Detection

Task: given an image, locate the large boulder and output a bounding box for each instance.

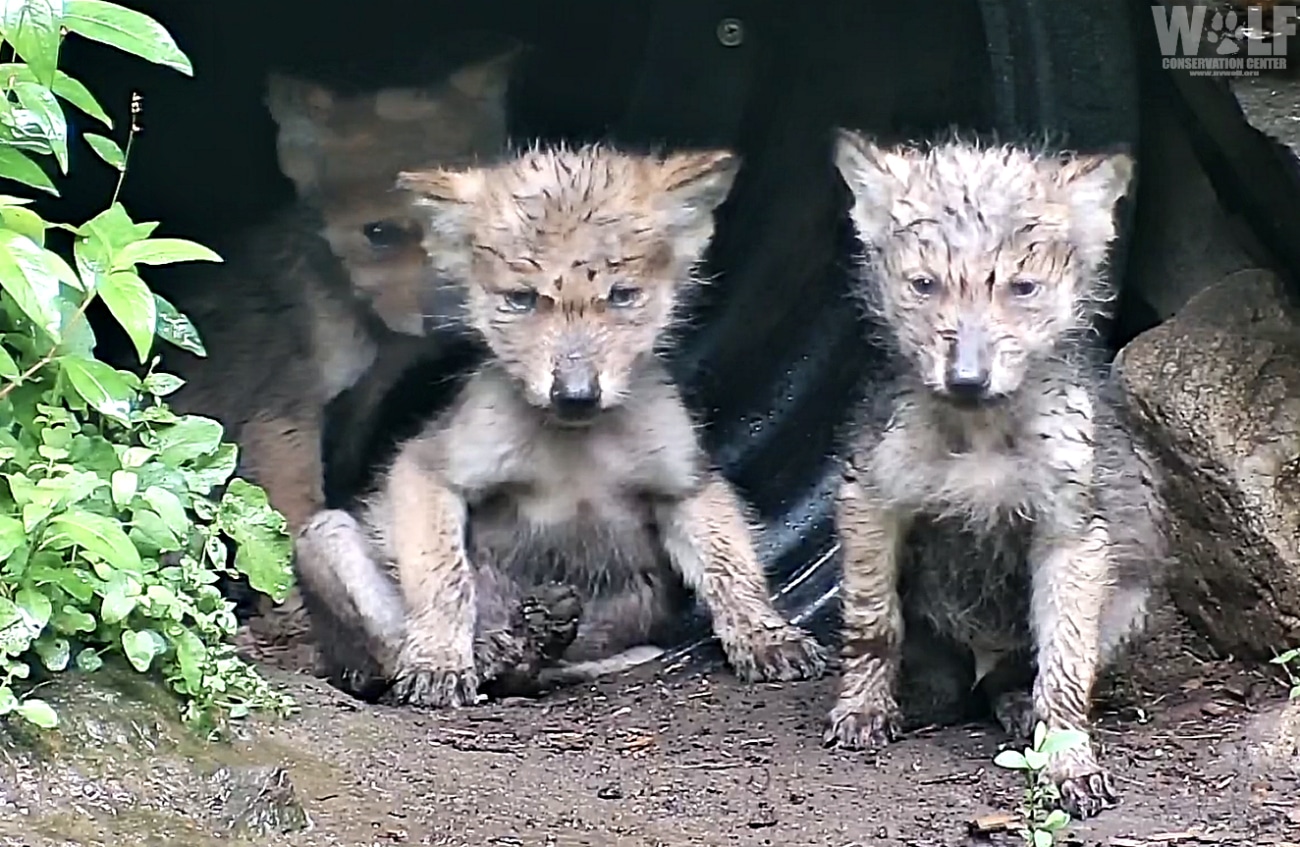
[1115,268,1300,660]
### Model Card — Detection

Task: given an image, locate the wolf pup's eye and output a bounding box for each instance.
[607,285,641,308]
[1009,279,1041,297]
[909,275,939,296]
[362,220,412,250]
[502,289,538,312]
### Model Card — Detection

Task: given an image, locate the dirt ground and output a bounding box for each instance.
[197,597,1295,847]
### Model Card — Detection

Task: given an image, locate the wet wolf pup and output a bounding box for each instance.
[159,48,516,535]
[294,143,830,707]
[823,131,1168,819]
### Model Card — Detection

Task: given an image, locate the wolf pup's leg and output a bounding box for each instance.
[1027,517,1118,819]
[824,468,908,751]
[655,473,827,683]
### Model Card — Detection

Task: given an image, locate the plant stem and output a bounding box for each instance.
[0,292,96,402]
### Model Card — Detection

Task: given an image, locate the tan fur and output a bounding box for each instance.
[293,144,828,707]
[160,49,517,534]
[825,132,1168,820]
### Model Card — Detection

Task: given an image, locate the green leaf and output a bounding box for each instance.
[1032,721,1047,751]
[993,749,1027,770]
[141,485,187,535]
[84,132,124,170]
[120,628,157,672]
[1042,809,1069,831]
[0,686,15,715]
[185,442,237,494]
[53,288,97,356]
[153,293,205,356]
[0,229,64,339]
[35,635,70,671]
[13,80,69,173]
[217,479,292,602]
[1032,829,1054,847]
[173,627,205,687]
[0,64,111,128]
[25,561,95,603]
[100,585,136,624]
[75,647,102,671]
[1037,728,1089,758]
[46,507,143,572]
[154,415,223,465]
[0,514,24,561]
[15,697,58,728]
[142,371,183,397]
[1023,749,1049,772]
[53,605,95,633]
[15,587,52,630]
[80,203,154,253]
[59,356,134,424]
[0,203,48,244]
[116,237,222,268]
[1271,648,1300,665]
[0,343,18,379]
[0,144,56,195]
[97,270,155,361]
[0,0,64,86]
[110,468,137,508]
[62,0,192,75]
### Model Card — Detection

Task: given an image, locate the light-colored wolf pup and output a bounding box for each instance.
[823,130,1169,819]
[293,143,830,707]
[160,48,518,535]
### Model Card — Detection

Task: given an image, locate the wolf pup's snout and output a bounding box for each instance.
[944,320,992,401]
[550,358,602,422]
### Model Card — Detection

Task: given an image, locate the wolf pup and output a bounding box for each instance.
[293,143,830,707]
[159,48,517,535]
[822,131,1168,819]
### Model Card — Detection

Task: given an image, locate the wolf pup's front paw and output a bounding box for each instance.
[385,639,479,709]
[823,690,902,752]
[726,623,829,683]
[1049,743,1119,820]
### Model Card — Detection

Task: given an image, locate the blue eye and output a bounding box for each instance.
[503,289,538,311]
[607,285,641,307]
[909,275,938,295]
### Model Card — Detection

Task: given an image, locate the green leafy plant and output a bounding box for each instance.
[1269,648,1300,700]
[0,0,294,734]
[993,722,1089,847]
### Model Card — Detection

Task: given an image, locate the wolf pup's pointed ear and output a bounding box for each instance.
[657,149,741,212]
[833,128,908,245]
[1053,150,1136,214]
[651,149,740,255]
[447,44,525,102]
[264,73,337,196]
[1052,150,1135,259]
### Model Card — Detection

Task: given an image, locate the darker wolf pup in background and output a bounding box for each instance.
[823,130,1169,819]
[294,143,830,708]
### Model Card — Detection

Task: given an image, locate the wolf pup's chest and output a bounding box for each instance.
[504,426,691,527]
[873,410,1053,521]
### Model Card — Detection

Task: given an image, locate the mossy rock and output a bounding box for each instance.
[0,662,308,846]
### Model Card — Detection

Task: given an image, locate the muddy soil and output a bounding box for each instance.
[4,603,1297,847]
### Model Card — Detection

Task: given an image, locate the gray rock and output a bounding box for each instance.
[1115,268,1300,659]
[207,765,310,837]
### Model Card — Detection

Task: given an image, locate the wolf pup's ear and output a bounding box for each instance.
[1051,150,1136,260]
[1052,151,1135,214]
[264,73,338,196]
[833,128,910,246]
[650,148,740,257]
[446,44,525,103]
